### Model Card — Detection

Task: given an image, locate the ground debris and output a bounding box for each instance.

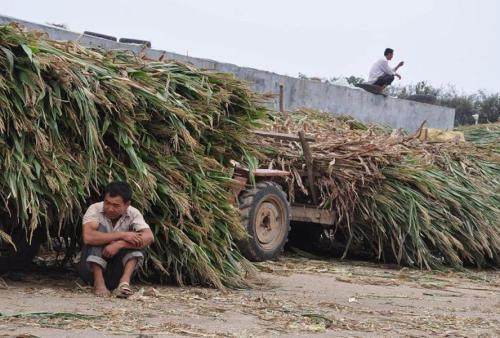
[1,257,498,336]
[0,277,8,289]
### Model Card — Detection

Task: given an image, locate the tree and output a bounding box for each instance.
[390,81,499,125]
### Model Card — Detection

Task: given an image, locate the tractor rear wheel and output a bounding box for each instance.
[237,181,291,261]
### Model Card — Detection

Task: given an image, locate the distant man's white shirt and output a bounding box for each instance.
[367,58,396,84]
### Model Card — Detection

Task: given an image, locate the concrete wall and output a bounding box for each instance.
[0,14,455,131]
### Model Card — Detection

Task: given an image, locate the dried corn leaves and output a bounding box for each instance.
[253,110,500,268]
[0,24,267,287]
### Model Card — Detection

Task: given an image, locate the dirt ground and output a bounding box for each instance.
[0,256,499,337]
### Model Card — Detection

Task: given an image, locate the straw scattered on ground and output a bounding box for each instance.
[1,256,498,337]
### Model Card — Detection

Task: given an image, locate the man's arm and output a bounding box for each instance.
[393,61,404,79]
[82,221,142,246]
[381,60,395,76]
[394,61,404,72]
[112,228,154,250]
[101,209,154,258]
[102,228,154,258]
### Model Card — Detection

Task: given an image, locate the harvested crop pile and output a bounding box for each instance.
[252,109,500,268]
[457,123,500,152]
[0,24,267,287]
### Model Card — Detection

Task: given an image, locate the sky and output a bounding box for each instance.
[2,0,499,93]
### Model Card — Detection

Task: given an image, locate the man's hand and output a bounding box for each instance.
[103,242,122,258]
[397,61,404,68]
[121,232,143,247]
[395,74,402,80]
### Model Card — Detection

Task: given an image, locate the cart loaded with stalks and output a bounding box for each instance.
[233,130,335,262]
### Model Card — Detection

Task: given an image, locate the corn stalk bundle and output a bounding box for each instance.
[457,123,500,153]
[0,24,267,287]
[252,109,500,268]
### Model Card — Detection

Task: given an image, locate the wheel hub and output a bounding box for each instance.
[255,199,285,250]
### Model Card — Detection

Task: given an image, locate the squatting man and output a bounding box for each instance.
[366,48,404,92]
[77,181,154,297]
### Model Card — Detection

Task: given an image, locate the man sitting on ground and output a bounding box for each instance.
[366,48,404,92]
[77,181,154,297]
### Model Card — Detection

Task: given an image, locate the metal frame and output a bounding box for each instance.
[232,130,335,228]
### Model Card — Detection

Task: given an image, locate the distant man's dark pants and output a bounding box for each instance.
[76,225,144,290]
[374,74,395,87]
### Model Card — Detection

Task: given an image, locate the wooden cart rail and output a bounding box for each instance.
[291,204,335,225]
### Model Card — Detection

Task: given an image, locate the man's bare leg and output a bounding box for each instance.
[119,258,137,285]
[114,258,137,298]
[91,263,110,297]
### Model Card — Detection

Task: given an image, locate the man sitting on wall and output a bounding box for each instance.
[366,48,404,92]
[77,181,154,298]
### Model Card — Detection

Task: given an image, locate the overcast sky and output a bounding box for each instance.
[2,0,499,93]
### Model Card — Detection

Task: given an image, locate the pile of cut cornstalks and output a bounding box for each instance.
[252,109,500,269]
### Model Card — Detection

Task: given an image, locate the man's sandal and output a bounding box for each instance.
[115,282,134,299]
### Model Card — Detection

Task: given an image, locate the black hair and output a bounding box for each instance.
[104,181,132,203]
[384,48,394,56]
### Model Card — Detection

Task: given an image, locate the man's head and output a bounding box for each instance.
[103,181,132,220]
[384,48,394,60]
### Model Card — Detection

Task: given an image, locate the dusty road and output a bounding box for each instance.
[0,256,499,337]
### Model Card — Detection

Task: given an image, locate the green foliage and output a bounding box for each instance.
[457,123,500,153]
[342,76,365,86]
[353,151,500,268]
[329,76,365,86]
[389,81,500,126]
[0,24,267,288]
